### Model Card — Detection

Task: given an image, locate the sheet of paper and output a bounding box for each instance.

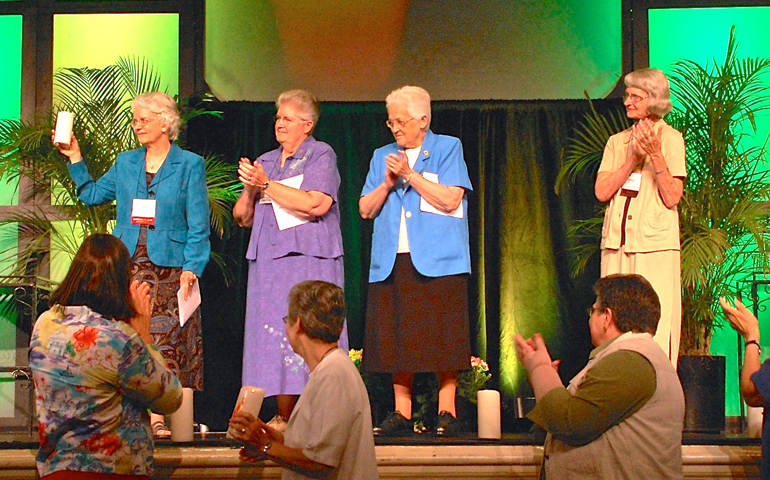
[419,172,464,218]
[177,281,201,327]
[267,174,311,231]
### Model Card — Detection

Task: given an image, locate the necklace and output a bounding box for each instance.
[145,155,167,173]
[145,147,170,173]
[319,346,337,363]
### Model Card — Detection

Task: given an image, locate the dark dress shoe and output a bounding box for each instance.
[434,410,462,436]
[373,411,413,437]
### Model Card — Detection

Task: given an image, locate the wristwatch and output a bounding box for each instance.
[746,339,762,354]
[262,179,270,190]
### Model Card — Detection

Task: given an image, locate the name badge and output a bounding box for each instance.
[620,172,642,197]
[131,198,156,225]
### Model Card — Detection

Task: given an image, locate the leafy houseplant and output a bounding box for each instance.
[557,27,770,356]
[0,57,240,279]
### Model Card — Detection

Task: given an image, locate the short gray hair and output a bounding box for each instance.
[624,68,673,117]
[286,280,345,343]
[276,89,320,133]
[132,92,181,140]
[386,86,431,129]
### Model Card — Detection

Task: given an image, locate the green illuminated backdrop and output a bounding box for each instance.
[0,14,21,419]
[650,7,770,417]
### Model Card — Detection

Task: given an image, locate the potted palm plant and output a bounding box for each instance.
[557,27,770,432]
[0,56,239,279]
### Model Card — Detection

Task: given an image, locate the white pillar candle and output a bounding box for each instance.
[168,387,194,442]
[227,386,266,439]
[53,111,74,146]
[747,405,763,439]
[477,389,501,439]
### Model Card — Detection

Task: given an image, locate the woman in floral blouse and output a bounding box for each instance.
[29,234,183,479]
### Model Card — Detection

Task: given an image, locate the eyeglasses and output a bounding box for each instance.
[282,315,291,324]
[131,116,158,128]
[587,306,602,317]
[385,117,415,130]
[275,115,308,125]
[623,92,649,104]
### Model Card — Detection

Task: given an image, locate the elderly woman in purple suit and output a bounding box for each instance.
[233,89,348,428]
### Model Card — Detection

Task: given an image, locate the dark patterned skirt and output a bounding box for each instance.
[130,233,203,390]
[362,253,471,373]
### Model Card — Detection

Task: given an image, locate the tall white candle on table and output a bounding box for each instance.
[477,389,501,439]
[169,387,194,442]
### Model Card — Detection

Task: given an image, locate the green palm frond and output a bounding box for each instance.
[0,210,57,277]
[565,215,604,277]
[555,96,630,193]
[115,56,164,100]
[204,156,240,239]
[668,25,770,353]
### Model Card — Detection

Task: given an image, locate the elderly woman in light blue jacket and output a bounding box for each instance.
[360,86,472,437]
[54,91,210,435]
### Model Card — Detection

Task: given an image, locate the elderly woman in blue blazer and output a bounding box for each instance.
[54,91,210,435]
[360,86,472,437]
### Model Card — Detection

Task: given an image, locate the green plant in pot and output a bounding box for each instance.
[0,56,239,280]
[557,27,770,432]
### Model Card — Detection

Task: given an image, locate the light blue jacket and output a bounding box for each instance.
[67,143,211,276]
[361,130,472,282]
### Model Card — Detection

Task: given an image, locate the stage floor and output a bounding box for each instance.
[0,432,761,480]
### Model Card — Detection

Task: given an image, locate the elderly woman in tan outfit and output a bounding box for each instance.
[595,68,686,367]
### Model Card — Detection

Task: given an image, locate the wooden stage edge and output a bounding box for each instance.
[0,443,762,480]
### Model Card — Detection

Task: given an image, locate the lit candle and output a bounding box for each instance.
[227,386,266,439]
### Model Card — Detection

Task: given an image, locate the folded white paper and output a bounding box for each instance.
[419,172,464,218]
[177,281,201,327]
[264,174,311,231]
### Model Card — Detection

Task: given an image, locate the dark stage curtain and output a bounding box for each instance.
[186,99,618,429]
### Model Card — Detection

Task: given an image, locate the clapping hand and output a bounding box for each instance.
[129,280,152,344]
[238,157,259,190]
[514,333,556,374]
[719,296,760,343]
[632,118,663,158]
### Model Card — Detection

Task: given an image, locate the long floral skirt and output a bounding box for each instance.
[131,239,203,390]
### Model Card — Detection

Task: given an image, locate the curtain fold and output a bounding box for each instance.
[187,99,617,425]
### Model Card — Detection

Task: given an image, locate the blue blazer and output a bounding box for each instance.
[68,143,211,277]
[361,130,472,282]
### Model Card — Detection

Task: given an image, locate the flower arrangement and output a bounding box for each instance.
[458,356,492,403]
[349,349,363,370]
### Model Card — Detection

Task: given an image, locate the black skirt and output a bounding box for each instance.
[362,253,471,373]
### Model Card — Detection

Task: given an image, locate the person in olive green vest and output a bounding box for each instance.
[515,274,685,480]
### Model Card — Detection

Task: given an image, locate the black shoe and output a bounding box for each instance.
[434,411,462,437]
[373,411,413,437]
